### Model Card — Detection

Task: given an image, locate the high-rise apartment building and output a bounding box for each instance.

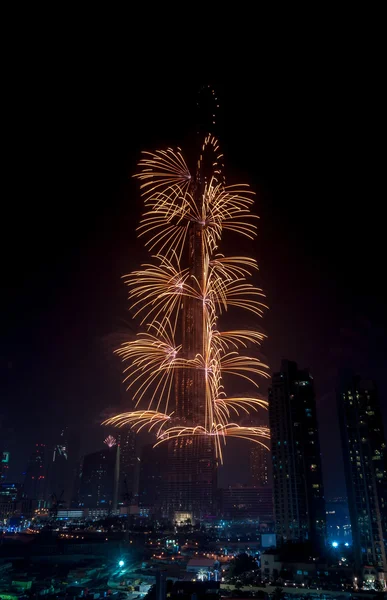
[325,498,352,544]
[23,444,48,504]
[78,446,119,510]
[269,360,326,548]
[337,376,387,584]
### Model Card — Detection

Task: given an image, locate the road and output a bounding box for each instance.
[221,583,351,598]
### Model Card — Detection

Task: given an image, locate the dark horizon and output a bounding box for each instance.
[2,73,386,498]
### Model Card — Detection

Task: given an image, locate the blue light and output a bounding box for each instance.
[119,560,125,568]
[344,542,349,547]
[332,541,338,548]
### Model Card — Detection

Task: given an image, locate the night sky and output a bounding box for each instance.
[2,57,386,497]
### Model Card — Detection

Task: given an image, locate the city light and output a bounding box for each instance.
[332,541,338,548]
[118,560,125,568]
[344,542,349,547]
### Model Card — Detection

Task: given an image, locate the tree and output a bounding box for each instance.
[272,587,284,600]
[227,553,258,578]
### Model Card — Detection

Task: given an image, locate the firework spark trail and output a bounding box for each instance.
[104,435,117,448]
[103,134,270,463]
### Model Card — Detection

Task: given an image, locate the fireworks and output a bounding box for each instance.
[104,435,117,448]
[103,132,270,463]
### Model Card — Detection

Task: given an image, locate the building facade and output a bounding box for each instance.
[337,376,387,584]
[325,498,352,544]
[164,209,217,521]
[1,451,10,482]
[219,485,273,521]
[250,440,270,486]
[0,482,21,501]
[269,360,326,548]
[78,446,119,510]
[165,436,217,521]
[138,443,167,515]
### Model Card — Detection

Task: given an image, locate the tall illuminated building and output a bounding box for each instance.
[337,376,387,584]
[23,443,48,504]
[269,360,326,548]
[164,147,219,521]
[78,446,119,510]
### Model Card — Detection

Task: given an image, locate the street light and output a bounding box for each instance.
[119,560,125,568]
[332,541,338,548]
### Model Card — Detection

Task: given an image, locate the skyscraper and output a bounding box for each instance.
[48,428,71,506]
[164,144,219,522]
[117,429,136,505]
[337,376,387,585]
[105,97,270,523]
[23,443,48,504]
[250,439,270,486]
[269,360,326,548]
[78,446,119,510]
[45,428,81,507]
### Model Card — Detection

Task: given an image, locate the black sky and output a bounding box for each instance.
[1,40,386,496]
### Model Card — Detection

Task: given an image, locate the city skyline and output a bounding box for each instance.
[1,80,386,501]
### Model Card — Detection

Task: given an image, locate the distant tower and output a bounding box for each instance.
[337,376,387,585]
[23,444,48,505]
[78,445,119,510]
[117,429,136,505]
[269,360,326,549]
[48,428,73,506]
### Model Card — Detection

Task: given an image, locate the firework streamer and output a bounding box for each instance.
[104,101,270,464]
